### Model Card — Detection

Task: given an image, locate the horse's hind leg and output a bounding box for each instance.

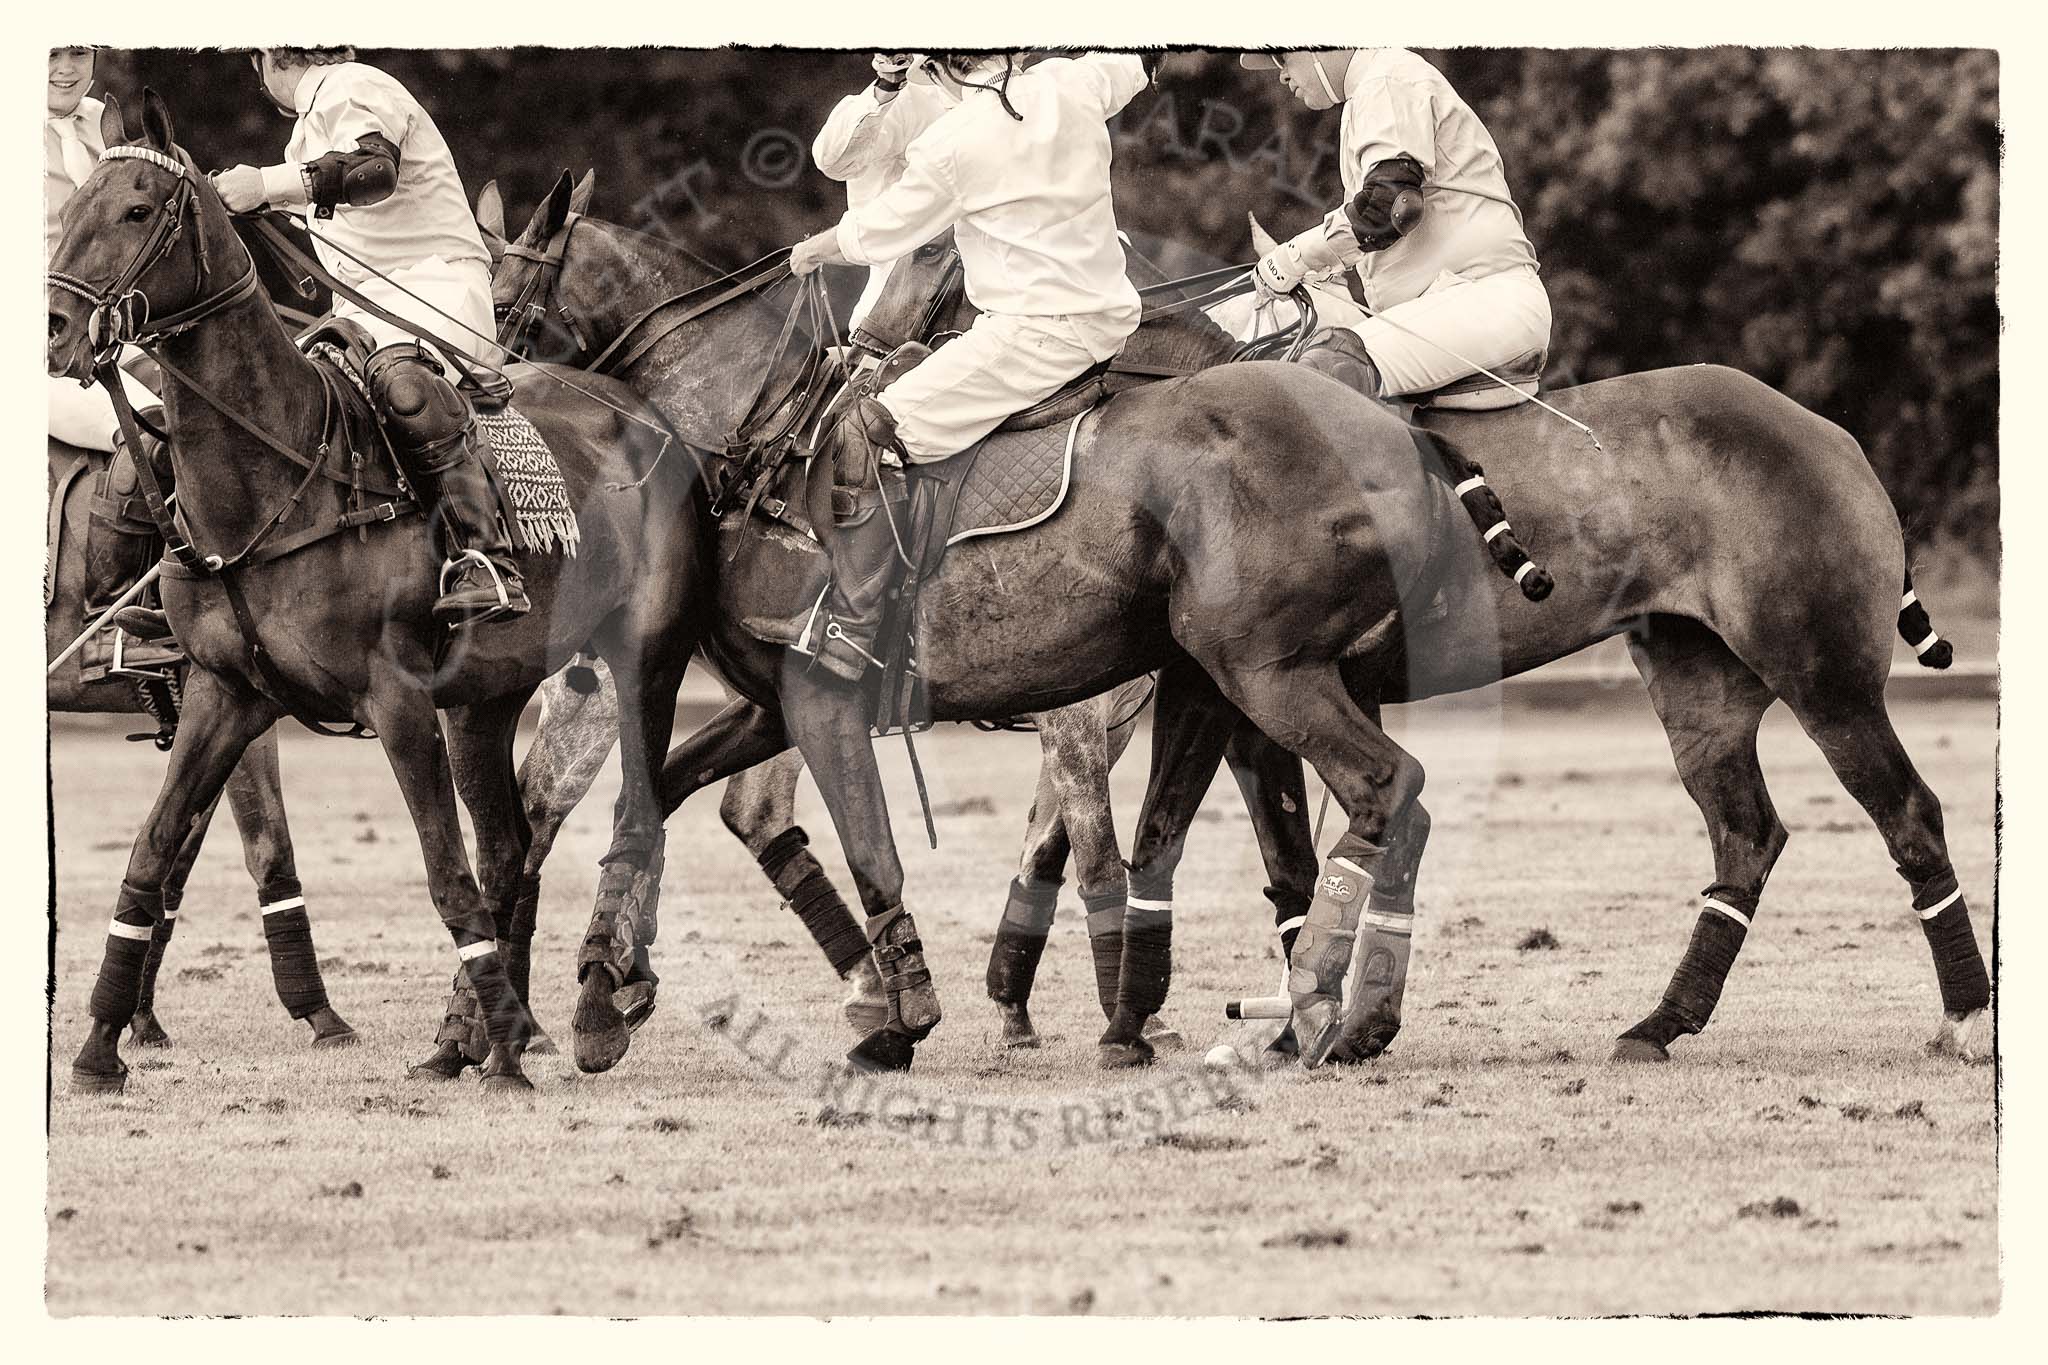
[414,689,543,1087]
[1783,685,1992,1062]
[71,670,279,1093]
[985,731,1072,1048]
[130,786,220,1049]
[1200,660,1427,1069]
[719,753,879,1034]
[1613,618,1788,1062]
[1222,720,1319,1059]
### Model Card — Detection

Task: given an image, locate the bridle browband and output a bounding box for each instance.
[46,144,260,366]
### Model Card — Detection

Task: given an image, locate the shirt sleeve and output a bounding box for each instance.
[812,89,889,181]
[1069,53,1151,119]
[305,69,415,159]
[1345,75,1440,178]
[833,135,961,267]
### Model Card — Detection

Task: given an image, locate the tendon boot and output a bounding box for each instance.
[88,411,180,662]
[846,904,941,1072]
[810,397,909,684]
[364,343,530,628]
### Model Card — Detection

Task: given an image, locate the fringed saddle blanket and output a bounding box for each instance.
[306,337,580,558]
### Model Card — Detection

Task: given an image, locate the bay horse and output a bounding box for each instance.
[861,231,1992,1066]
[494,178,1498,1077]
[47,92,703,1096]
[46,438,355,1051]
[480,174,1313,1059]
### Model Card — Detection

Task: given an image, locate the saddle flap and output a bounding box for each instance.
[1421,348,1546,411]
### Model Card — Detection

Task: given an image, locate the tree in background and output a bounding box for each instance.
[92,47,1997,550]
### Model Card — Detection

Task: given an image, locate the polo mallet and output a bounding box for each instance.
[48,563,161,676]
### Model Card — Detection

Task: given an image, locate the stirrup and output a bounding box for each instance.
[821,620,885,671]
[437,548,516,624]
[109,627,179,682]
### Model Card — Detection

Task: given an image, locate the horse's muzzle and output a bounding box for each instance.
[47,303,92,382]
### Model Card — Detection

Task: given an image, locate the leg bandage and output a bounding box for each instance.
[987,876,1061,1006]
[1657,886,1756,1033]
[259,878,330,1019]
[1907,866,1991,1015]
[759,826,868,978]
[90,881,162,1025]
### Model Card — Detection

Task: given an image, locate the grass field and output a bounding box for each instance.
[45,687,1999,1317]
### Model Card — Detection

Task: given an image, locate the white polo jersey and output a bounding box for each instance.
[832,53,1148,351]
[264,62,490,285]
[45,96,107,263]
[812,80,951,326]
[1320,48,1539,312]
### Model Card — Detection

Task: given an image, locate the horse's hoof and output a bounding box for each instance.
[407,1040,474,1081]
[1610,1036,1670,1064]
[1329,1016,1399,1065]
[524,1029,558,1057]
[481,1070,536,1093]
[1097,1039,1154,1069]
[995,1001,1040,1049]
[1293,999,1343,1069]
[1141,1016,1186,1053]
[843,959,887,1035]
[70,1063,128,1095]
[308,1008,359,1048]
[616,981,658,1033]
[573,973,632,1075]
[129,1012,173,1049]
[1927,1008,1993,1065]
[846,1028,918,1073]
[1519,566,1555,601]
[1262,1026,1301,1070]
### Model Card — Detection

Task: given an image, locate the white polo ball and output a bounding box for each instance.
[1204,1044,1238,1070]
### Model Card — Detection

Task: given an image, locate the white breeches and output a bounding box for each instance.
[1342,264,1552,398]
[879,308,1136,461]
[329,254,500,368]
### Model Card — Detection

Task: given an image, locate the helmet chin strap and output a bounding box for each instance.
[1311,54,1342,105]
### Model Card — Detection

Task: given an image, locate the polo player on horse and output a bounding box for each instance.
[788,51,1153,683]
[1242,49,1553,406]
[116,45,528,638]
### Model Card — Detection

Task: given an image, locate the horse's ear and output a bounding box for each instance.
[1247,210,1280,258]
[475,180,506,239]
[99,93,128,148]
[140,88,176,153]
[539,169,575,236]
[569,169,596,215]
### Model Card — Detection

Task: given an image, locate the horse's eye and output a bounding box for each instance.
[125,205,152,223]
[916,244,940,262]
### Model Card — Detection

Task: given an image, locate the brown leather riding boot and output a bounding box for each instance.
[365,344,530,628]
[1298,327,1385,400]
[811,400,909,683]
[89,410,180,654]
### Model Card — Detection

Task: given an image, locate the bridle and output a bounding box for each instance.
[46,145,260,367]
[494,209,591,360]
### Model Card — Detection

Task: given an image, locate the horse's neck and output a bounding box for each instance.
[154,293,332,554]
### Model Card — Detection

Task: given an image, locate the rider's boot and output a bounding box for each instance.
[808,397,909,684]
[88,409,180,658]
[1297,326,1385,399]
[364,343,531,628]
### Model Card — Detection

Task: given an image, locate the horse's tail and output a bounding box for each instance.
[1421,428,1553,602]
[1898,567,1954,669]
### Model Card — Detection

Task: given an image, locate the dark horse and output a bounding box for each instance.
[495,179,1531,1077]
[48,93,703,1095]
[47,438,356,1051]
[858,232,1994,1066]
[501,175,1990,1070]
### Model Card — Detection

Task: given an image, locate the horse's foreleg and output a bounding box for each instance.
[986,727,1072,1048]
[70,669,278,1093]
[364,676,531,1092]
[1615,620,1787,1063]
[222,727,355,1049]
[719,753,877,1031]
[513,657,621,1022]
[415,691,542,1085]
[129,784,222,1049]
[1100,663,1240,1068]
[778,669,934,1074]
[570,633,691,1077]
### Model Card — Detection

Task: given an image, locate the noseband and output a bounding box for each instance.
[46,145,258,366]
[495,212,591,359]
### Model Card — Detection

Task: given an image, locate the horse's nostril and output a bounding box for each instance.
[49,312,67,341]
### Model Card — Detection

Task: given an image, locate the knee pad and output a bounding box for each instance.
[365,344,471,466]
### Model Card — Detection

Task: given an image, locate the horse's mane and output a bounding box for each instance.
[1122,299,1241,374]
